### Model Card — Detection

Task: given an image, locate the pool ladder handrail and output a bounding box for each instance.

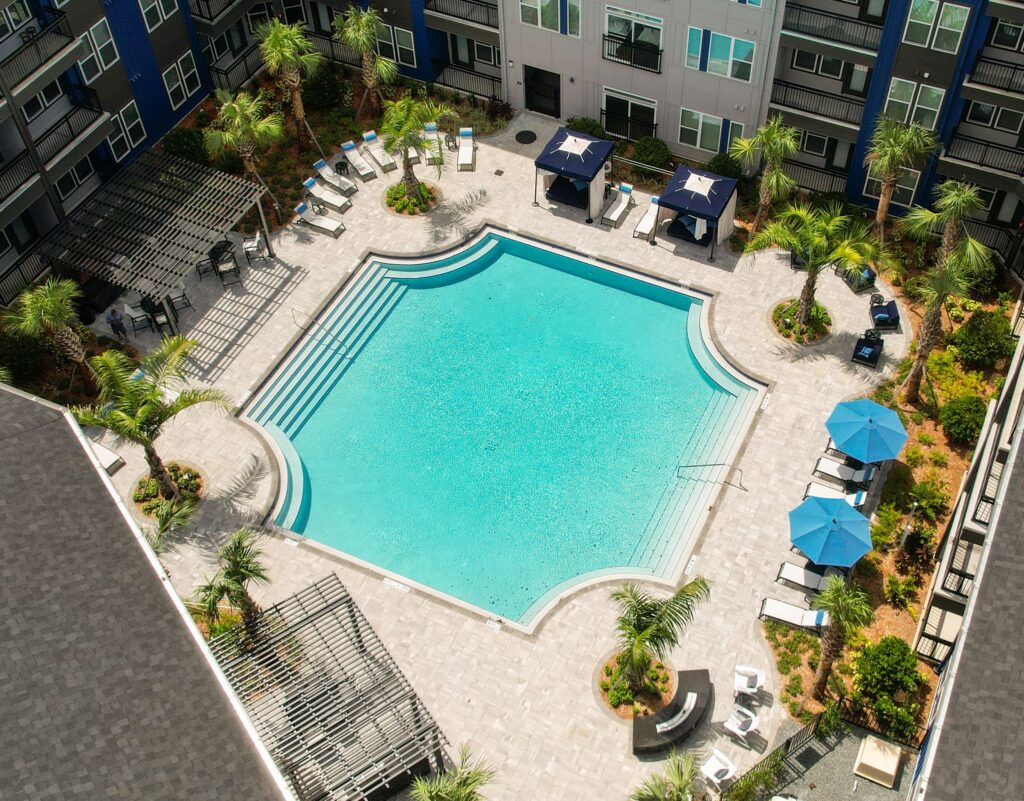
[675,462,749,492]
[290,307,352,357]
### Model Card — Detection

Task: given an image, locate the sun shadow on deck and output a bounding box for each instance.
[423,188,490,244]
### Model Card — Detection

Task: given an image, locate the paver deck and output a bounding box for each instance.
[89,112,911,800]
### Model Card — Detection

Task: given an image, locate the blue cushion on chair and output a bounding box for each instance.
[572,179,587,191]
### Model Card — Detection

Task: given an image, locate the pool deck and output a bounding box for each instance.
[91,112,911,800]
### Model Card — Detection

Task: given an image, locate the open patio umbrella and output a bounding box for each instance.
[826,398,907,464]
[789,496,871,568]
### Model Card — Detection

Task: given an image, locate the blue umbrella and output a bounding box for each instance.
[789,496,871,567]
[826,399,907,464]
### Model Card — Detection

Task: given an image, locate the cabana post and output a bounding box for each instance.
[533,127,615,224]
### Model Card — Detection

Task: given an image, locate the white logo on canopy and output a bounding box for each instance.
[682,172,717,198]
[553,135,592,158]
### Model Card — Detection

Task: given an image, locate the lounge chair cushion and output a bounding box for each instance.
[572,179,587,191]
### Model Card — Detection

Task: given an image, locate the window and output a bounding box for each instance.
[22,80,62,123]
[832,140,852,170]
[802,132,828,156]
[607,7,662,50]
[996,107,1024,133]
[108,100,146,162]
[933,4,968,52]
[679,108,722,151]
[163,51,200,110]
[819,56,843,79]
[602,87,656,140]
[903,0,969,52]
[139,0,177,32]
[393,27,415,66]
[846,64,869,95]
[521,0,558,32]
[688,28,754,81]
[728,121,744,146]
[913,85,944,128]
[0,0,30,40]
[282,0,304,24]
[686,27,701,69]
[0,228,10,259]
[78,18,119,84]
[375,22,396,60]
[246,3,272,33]
[903,0,937,46]
[731,0,762,7]
[864,167,920,207]
[792,49,818,73]
[992,20,1023,50]
[976,188,996,211]
[56,155,95,201]
[792,50,844,79]
[967,101,995,125]
[567,0,580,35]
[966,102,1024,133]
[474,41,495,65]
[884,79,944,129]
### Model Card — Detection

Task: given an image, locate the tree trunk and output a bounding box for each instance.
[796,268,819,326]
[53,324,94,392]
[875,177,895,244]
[362,52,378,113]
[402,152,421,204]
[241,148,259,182]
[939,219,960,268]
[287,72,307,142]
[905,302,945,403]
[811,626,844,700]
[240,592,264,645]
[145,443,180,500]
[751,176,772,233]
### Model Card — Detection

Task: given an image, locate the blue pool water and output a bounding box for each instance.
[249,232,759,622]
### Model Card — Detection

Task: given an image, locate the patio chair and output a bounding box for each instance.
[341,140,376,180]
[804,480,867,509]
[824,436,865,468]
[124,303,152,335]
[406,144,420,165]
[776,560,840,592]
[602,183,635,228]
[313,158,356,196]
[633,196,659,242]
[813,456,876,487]
[243,231,268,266]
[457,127,475,171]
[733,665,766,698]
[423,121,443,165]
[361,130,396,172]
[216,257,242,287]
[724,705,760,741]
[303,177,352,214]
[840,264,877,292]
[700,749,737,789]
[294,202,345,238]
[169,288,192,313]
[758,597,830,630]
[851,328,884,368]
[870,294,900,330]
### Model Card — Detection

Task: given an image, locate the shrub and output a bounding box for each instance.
[703,152,742,179]
[0,330,49,384]
[161,127,209,165]
[808,190,850,211]
[871,503,902,552]
[873,693,920,741]
[631,136,673,172]
[785,673,803,698]
[607,682,634,707]
[951,310,1015,370]
[940,394,987,445]
[853,636,923,701]
[917,432,935,446]
[880,462,916,511]
[302,66,342,111]
[927,350,987,401]
[884,575,918,611]
[386,181,436,214]
[903,444,925,468]
[565,116,606,138]
[776,651,800,675]
[966,258,999,298]
[897,522,937,574]
[485,95,514,121]
[910,472,949,520]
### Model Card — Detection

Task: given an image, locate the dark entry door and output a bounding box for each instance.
[524,65,560,118]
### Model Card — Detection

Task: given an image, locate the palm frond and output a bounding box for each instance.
[898,205,941,241]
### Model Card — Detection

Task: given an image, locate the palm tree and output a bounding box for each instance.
[810,576,873,700]
[902,257,973,403]
[900,179,991,274]
[72,336,229,499]
[729,116,799,232]
[748,202,889,327]
[631,750,699,801]
[4,278,90,387]
[334,5,398,114]
[611,578,711,694]
[410,746,494,801]
[204,89,284,184]
[195,528,270,640]
[380,95,455,203]
[257,19,322,142]
[864,118,938,243]
[146,497,197,554]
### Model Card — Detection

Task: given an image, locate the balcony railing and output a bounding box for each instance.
[424,0,500,28]
[969,56,1024,95]
[186,0,239,22]
[209,42,265,91]
[917,631,956,663]
[771,81,864,125]
[431,60,501,98]
[35,87,104,165]
[942,566,975,598]
[0,248,47,307]
[0,8,74,90]
[965,219,1015,264]
[782,4,883,50]
[307,31,360,68]
[783,159,848,193]
[600,109,657,141]
[602,34,662,74]
[0,150,36,200]
[945,135,1024,175]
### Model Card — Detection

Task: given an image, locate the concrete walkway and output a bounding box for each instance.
[91,112,910,801]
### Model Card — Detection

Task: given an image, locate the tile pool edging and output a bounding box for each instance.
[238,222,772,633]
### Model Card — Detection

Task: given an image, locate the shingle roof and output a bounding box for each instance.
[0,386,288,801]
[923,441,1024,801]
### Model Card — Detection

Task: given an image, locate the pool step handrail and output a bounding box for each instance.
[675,462,749,491]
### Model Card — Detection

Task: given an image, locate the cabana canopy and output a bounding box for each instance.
[534,127,615,223]
[657,165,738,246]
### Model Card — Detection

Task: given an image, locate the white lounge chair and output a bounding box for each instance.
[602,183,635,227]
[457,127,475,171]
[87,438,125,475]
[313,158,356,196]
[423,121,443,165]
[776,561,837,592]
[759,597,830,630]
[242,231,267,266]
[700,750,737,789]
[341,140,376,180]
[633,195,659,241]
[814,456,875,486]
[804,480,866,509]
[303,177,351,214]
[733,665,766,698]
[294,202,345,238]
[406,144,420,165]
[724,705,760,741]
[361,130,396,172]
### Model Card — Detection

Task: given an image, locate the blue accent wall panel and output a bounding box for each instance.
[699,29,710,72]
[719,118,732,153]
[559,0,568,34]
[405,0,435,82]
[425,24,449,67]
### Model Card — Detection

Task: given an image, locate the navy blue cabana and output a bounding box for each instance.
[534,127,615,223]
[656,165,738,251]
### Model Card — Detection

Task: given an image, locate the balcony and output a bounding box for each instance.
[186,0,240,23]
[35,87,109,169]
[782,4,882,52]
[0,248,47,307]
[968,57,1024,96]
[944,135,1024,176]
[602,34,662,74]
[783,159,848,193]
[0,151,37,200]
[965,219,1017,270]
[770,81,864,125]
[209,43,265,92]
[0,8,76,93]
[306,31,360,68]
[424,0,500,29]
[600,109,657,141]
[431,60,501,98]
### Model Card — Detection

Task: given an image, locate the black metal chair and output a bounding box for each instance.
[216,256,242,286]
[445,132,458,151]
[124,304,152,335]
[334,158,349,176]
[196,257,217,280]
[170,290,193,313]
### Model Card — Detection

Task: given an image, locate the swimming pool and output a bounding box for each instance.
[247,230,762,624]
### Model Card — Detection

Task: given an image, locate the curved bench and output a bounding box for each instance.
[632,669,713,755]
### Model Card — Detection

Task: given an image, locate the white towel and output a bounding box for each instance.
[694,217,707,240]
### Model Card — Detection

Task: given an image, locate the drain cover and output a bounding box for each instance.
[494,169,504,176]
[515,130,538,145]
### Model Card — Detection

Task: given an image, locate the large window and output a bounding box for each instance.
[56,155,95,201]
[78,18,119,84]
[864,168,920,207]
[521,0,558,32]
[686,27,701,69]
[246,3,272,33]
[903,0,969,52]
[802,131,828,156]
[687,27,754,82]
[108,100,146,162]
[0,0,30,40]
[139,0,177,33]
[679,108,722,151]
[21,80,62,123]
[163,51,200,110]
[966,101,1024,133]
[791,50,843,78]
[606,7,662,50]
[394,27,415,67]
[567,0,580,36]
[603,87,656,140]
[884,78,944,129]
[992,19,1024,50]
